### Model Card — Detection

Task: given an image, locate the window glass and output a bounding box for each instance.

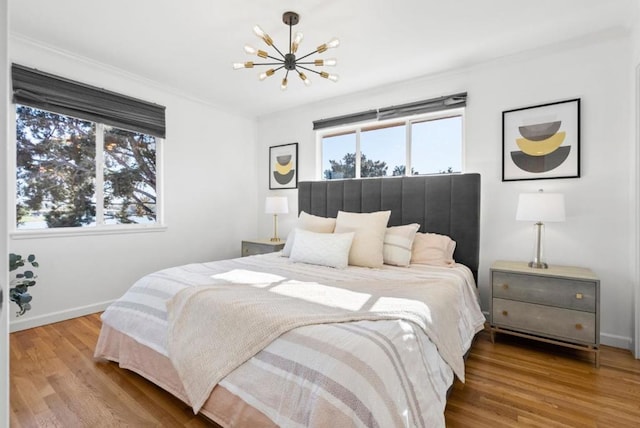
[411,116,462,174]
[360,124,404,177]
[104,127,157,224]
[322,132,356,179]
[16,105,96,229]
[319,112,463,180]
[15,105,159,230]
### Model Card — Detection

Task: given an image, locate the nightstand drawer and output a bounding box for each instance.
[492,298,596,344]
[241,240,285,257]
[492,271,596,312]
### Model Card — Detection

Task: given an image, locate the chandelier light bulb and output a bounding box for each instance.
[314,58,338,67]
[253,25,273,46]
[259,69,275,81]
[299,72,312,86]
[244,44,268,58]
[327,38,340,49]
[233,61,254,70]
[281,77,288,91]
[318,37,340,53]
[320,72,339,82]
[291,32,304,53]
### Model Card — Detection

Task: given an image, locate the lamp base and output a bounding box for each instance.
[528,261,549,269]
[270,237,281,243]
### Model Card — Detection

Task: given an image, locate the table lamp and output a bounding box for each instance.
[516,190,565,269]
[265,196,288,242]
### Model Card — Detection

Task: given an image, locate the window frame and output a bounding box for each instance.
[10,106,166,239]
[316,107,465,180]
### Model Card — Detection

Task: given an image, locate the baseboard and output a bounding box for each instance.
[600,332,633,351]
[9,300,114,333]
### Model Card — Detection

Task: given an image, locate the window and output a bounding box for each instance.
[320,111,464,180]
[15,105,158,230]
[11,64,165,233]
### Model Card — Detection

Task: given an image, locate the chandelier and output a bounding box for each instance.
[233,11,339,90]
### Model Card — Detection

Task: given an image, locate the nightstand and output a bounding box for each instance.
[241,239,285,257]
[490,260,600,367]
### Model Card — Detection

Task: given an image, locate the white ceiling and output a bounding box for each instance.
[9,0,639,118]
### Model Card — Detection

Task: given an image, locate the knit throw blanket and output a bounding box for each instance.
[166,278,465,413]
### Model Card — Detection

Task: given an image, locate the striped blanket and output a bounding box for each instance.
[99,253,485,427]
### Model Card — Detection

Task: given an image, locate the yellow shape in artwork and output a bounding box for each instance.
[516,132,566,156]
[275,160,293,174]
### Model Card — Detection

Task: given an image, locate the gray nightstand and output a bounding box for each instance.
[241,239,285,257]
[490,260,600,367]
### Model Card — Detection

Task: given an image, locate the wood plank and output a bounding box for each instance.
[9,315,640,427]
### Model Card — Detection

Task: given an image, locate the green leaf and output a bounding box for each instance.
[31,262,40,268]
[24,271,34,278]
[27,254,36,263]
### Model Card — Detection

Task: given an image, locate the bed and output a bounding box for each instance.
[94,173,484,428]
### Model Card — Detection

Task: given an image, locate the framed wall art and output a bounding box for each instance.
[502,98,580,181]
[269,143,298,189]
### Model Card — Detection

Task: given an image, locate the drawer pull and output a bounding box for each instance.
[575,323,583,330]
[502,310,508,316]
[502,283,509,290]
[575,293,583,300]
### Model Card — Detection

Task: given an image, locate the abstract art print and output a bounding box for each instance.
[269,143,298,189]
[502,99,580,181]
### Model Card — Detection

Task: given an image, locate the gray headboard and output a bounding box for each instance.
[298,173,481,281]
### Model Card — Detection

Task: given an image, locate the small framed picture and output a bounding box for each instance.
[269,143,298,189]
[502,98,580,181]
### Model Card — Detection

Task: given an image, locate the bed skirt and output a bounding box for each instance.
[94,324,277,427]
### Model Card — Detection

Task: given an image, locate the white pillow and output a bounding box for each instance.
[383,223,420,267]
[334,210,391,268]
[289,229,354,269]
[282,212,337,257]
[410,232,456,267]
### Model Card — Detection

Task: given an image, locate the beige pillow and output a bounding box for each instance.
[334,210,391,268]
[383,223,420,267]
[410,232,456,267]
[282,211,337,257]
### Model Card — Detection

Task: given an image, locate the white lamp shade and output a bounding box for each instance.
[516,192,565,222]
[265,196,289,214]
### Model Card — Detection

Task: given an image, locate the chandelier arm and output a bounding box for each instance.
[266,55,282,62]
[295,50,320,62]
[251,62,285,66]
[296,65,323,75]
[269,43,287,59]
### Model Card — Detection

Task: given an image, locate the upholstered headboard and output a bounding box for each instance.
[298,173,481,281]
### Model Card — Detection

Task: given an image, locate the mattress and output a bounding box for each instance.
[95,253,485,427]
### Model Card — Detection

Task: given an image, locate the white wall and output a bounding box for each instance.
[1,0,10,423]
[8,38,259,331]
[632,8,640,357]
[256,30,637,349]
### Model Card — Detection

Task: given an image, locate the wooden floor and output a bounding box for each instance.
[9,314,640,427]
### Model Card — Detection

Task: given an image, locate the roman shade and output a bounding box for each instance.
[313,92,467,130]
[11,63,166,138]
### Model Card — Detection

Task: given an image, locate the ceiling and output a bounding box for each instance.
[9,0,639,118]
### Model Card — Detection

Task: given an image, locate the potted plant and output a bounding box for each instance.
[9,253,39,316]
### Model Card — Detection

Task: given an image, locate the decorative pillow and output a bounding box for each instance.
[410,232,456,267]
[383,223,420,267]
[282,211,337,257]
[334,210,391,268]
[289,229,354,269]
